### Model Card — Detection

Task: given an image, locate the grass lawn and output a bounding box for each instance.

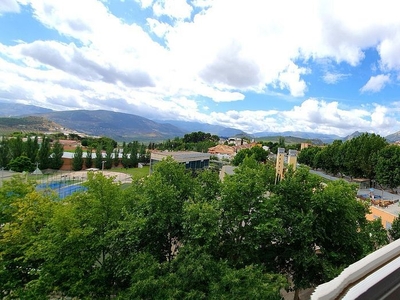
[111,166,150,179]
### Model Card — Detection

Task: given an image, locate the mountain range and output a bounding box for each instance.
[0,102,399,143]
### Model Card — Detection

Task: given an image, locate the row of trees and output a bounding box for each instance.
[71,141,151,171]
[0,157,395,299]
[298,133,393,188]
[151,131,219,153]
[0,136,64,172]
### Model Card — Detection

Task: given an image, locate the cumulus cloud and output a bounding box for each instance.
[18,40,155,87]
[360,74,390,93]
[0,0,20,13]
[323,72,350,84]
[153,0,192,20]
[3,0,400,136]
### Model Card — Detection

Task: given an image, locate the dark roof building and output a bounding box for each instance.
[150,151,211,173]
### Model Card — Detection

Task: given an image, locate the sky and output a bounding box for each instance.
[1,0,400,137]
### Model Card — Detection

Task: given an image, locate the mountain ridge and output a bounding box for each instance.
[1,102,400,143]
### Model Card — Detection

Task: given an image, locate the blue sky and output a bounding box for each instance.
[1,0,400,137]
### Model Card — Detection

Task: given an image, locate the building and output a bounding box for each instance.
[287,149,298,170]
[275,148,298,183]
[275,147,285,183]
[150,151,211,173]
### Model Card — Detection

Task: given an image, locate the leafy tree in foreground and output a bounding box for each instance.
[0,178,54,298]
[135,156,195,262]
[32,172,126,298]
[263,168,370,299]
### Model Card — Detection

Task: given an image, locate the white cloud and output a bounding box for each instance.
[360,74,390,93]
[0,0,20,13]
[134,0,154,9]
[323,72,350,84]
[3,0,400,137]
[153,0,192,20]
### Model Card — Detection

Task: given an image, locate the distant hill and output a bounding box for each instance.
[343,131,363,141]
[2,102,399,143]
[254,135,324,145]
[253,131,342,144]
[385,131,400,142]
[158,120,246,137]
[37,110,186,142]
[0,102,53,117]
[0,116,67,135]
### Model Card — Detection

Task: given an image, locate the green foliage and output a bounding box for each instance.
[231,145,268,166]
[0,178,54,297]
[7,155,35,172]
[389,215,400,240]
[49,140,64,170]
[25,136,39,163]
[264,169,370,290]
[375,145,400,191]
[298,134,388,184]
[95,145,103,169]
[361,218,390,254]
[37,136,51,169]
[0,158,387,299]
[0,137,10,168]
[85,147,93,168]
[183,131,219,143]
[297,146,322,168]
[72,145,83,171]
[154,131,219,152]
[8,135,24,159]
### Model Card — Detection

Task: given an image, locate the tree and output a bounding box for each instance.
[7,155,35,172]
[37,136,51,169]
[134,157,194,262]
[232,146,268,166]
[95,145,103,169]
[104,143,113,169]
[218,157,274,267]
[129,141,139,168]
[297,146,321,169]
[121,142,130,168]
[343,133,388,184]
[263,169,370,298]
[0,177,54,298]
[25,136,39,163]
[375,145,400,192]
[113,148,120,167]
[360,218,389,254]
[49,140,64,169]
[72,146,83,171]
[8,135,23,159]
[0,137,10,169]
[389,215,400,241]
[85,147,93,169]
[31,172,127,298]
